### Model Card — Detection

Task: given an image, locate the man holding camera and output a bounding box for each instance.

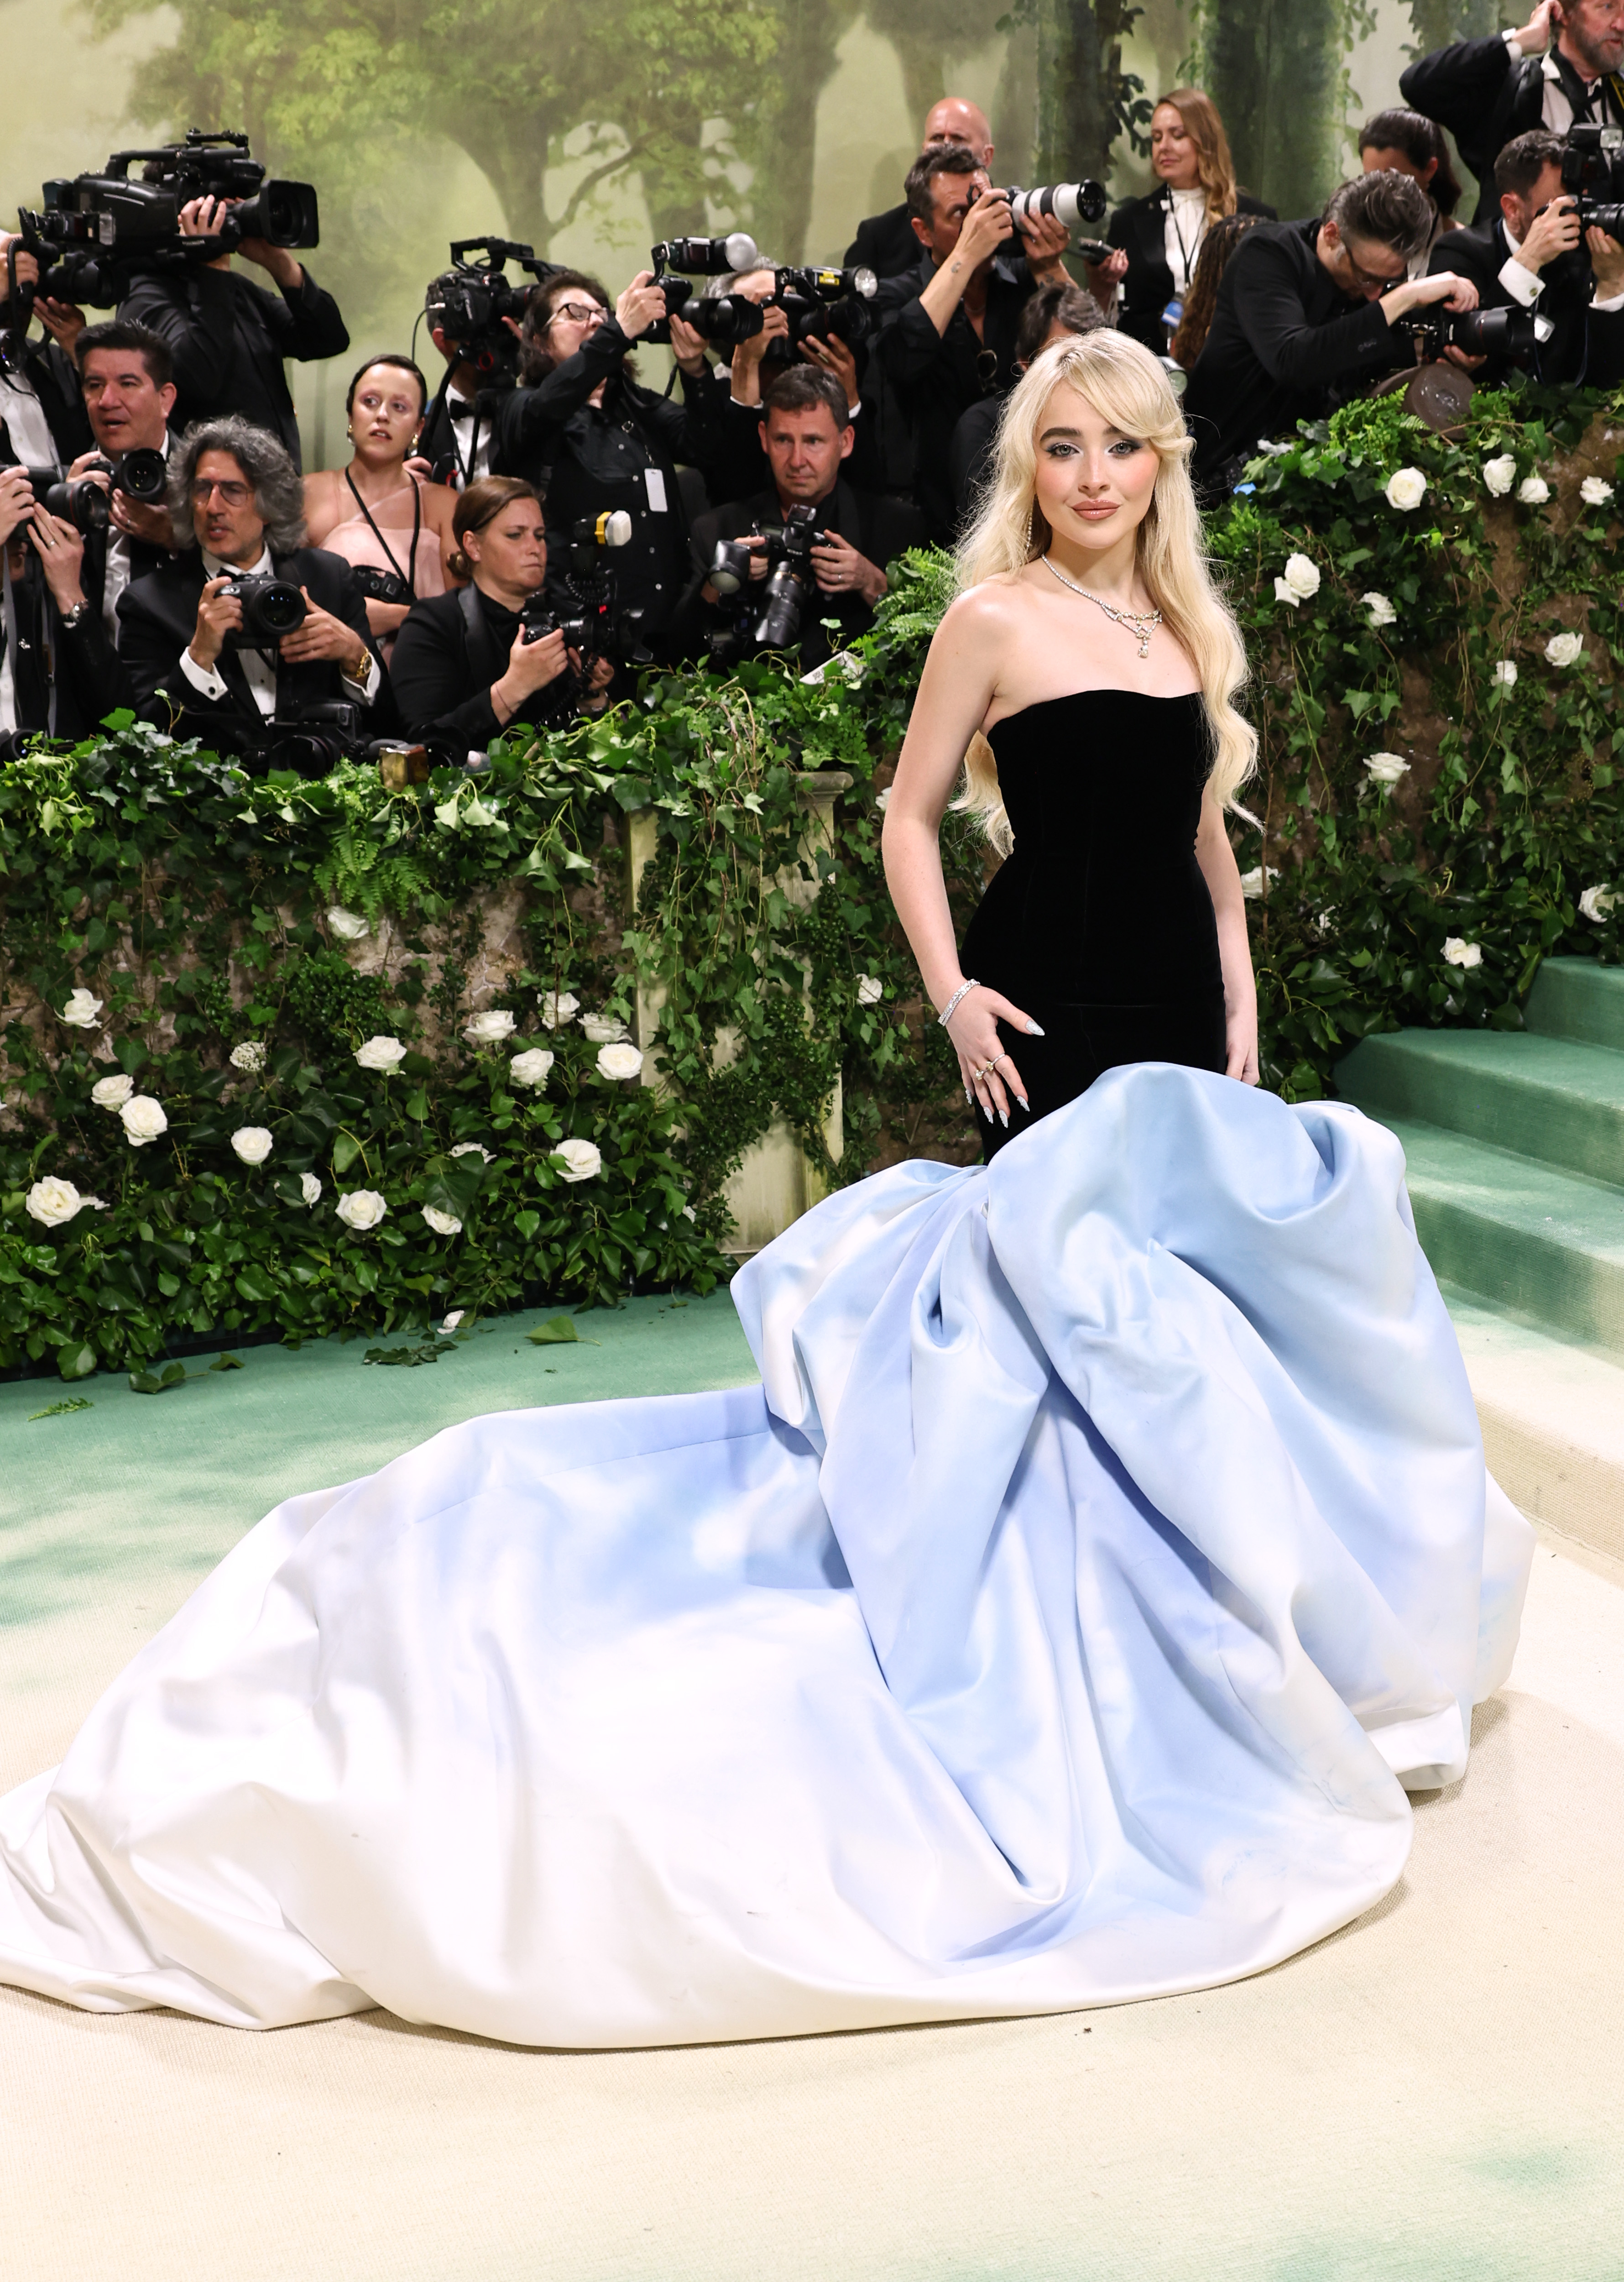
[416,269,515,488]
[1402,0,1624,225]
[674,367,924,670]
[117,413,386,759]
[119,199,349,467]
[846,98,998,282]
[1183,172,1480,494]
[1427,128,1624,384]
[872,146,1072,542]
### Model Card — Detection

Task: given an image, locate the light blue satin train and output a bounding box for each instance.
[0,1067,1533,2047]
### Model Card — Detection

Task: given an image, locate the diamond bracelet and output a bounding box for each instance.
[936,978,980,1028]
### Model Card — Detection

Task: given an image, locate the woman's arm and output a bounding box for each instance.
[882,587,1041,1127]
[1196,792,1259,1084]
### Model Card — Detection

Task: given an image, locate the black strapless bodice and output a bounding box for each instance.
[957,690,1227,1157]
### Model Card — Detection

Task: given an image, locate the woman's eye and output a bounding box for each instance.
[1108,439,1144,457]
[1044,442,1077,459]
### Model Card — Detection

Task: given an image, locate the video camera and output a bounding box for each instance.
[647,232,767,346]
[520,510,652,675]
[6,130,319,317]
[1559,123,1624,240]
[4,447,168,535]
[707,502,829,651]
[430,236,560,378]
[1389,304,1552,365]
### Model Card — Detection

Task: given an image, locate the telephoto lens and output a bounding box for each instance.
[651,233,760,275]
[1003,182,1109,232]
[685,294,765,345]
[41,472,113,534]
[220,573,307,644]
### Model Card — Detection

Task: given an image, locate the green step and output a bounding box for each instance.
[1368,1116,1624,1356]
[1526,955,1624,1052]
[1338,1029,1624,1188]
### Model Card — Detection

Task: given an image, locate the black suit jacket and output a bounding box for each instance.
[388,584,587,747]
[117,545,386,755]
[673,479,925,668]
[1107,188,1277,352]
[51,526,176,738]
[0,340,94,469]
[844,203,924,282]
[1183,219,1408,490]
[1401,36,1624,225]
[118,267,349,468]
[1427,217,1624,387]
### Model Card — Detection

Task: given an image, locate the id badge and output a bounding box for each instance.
[644,467,668,513]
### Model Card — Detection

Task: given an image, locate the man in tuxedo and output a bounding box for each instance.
[415,269,516,489]
[846,97,996,283]
[1427,129,1624,385]
[1401,0,1624,225]
[118,413,387,763]
[119,194,349,467]
[1184,171,1479,494]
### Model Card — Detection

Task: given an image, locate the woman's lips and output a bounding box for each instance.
[1073,502,1118,519]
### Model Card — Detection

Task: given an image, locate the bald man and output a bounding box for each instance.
[846,98,995,280]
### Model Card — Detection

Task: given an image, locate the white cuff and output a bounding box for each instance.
[342,651,382,703]
[1499,256,1545,306]
[180,648,230,702]
[1592,286,1624,312]
[1504,28,1524,56]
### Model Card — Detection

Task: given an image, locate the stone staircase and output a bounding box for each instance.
[1338,958,1624,1562]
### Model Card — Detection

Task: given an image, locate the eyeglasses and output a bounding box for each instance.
[548,302,607,329]
[190,477,251,505]
[1337,245,1406,293]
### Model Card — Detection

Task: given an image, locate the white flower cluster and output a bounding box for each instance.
[229,1040,266,1074]
[1273,553,1320,609]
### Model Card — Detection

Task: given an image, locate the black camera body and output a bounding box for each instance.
[1560,123,1624,240]
[1390,303,1550,365]
[5,445,169,535]
[218,571,307,646]
[519,512,651,674]
[646,233,766,347]
[433,236,559,380]
[770,264,880,350]
[707,502,828,651]
[9,130,319,314]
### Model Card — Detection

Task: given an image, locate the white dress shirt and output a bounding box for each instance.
[1499,219,1624,314]
[181,544,381,712]
[0,370,60,474]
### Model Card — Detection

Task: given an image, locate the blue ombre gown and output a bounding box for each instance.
[0,1066,1532,2046]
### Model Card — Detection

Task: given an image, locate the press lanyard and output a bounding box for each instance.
[1167,193,1205,297]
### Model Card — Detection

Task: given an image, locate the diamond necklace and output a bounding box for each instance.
[1039,554,1161,659]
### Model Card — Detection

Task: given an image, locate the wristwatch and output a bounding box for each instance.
[58,600,92,631]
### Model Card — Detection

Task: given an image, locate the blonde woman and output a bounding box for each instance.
[1092,88,1276,351]
[885,326,1258,1150]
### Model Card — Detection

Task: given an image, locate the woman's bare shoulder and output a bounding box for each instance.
[934,574,1029,646]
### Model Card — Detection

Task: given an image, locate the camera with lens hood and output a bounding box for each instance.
[707,501,828,653]
[4,446,169,536]
[519,510,652,675]
[1560,123,1624,239]
[6,130,320,318]
[1389,303,1552,366]
[216,571,308,647]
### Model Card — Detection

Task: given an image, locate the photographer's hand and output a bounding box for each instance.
[189,574,244,671]
[571,652,615,712]
[799,331,859,413]
[35,296,86,352]
[919,191,1013,336]
[178,196,236,273]
[277,591,372,676]
[667,311,710,377]
[812,531,886,607]
[1084,245,1129,308]
[1518,195,1582,274]
[235,236,304,289]
[1587,225,1624,300]
[1380,270,1480,323]
[110,493,176,549]
[25,511,88,614]
[491,623,569,723]
[0,469,36,550]
[1015,208,1071,283]
[731,305,790,404]
[1507,0,1556,53]
[615,272,669,341]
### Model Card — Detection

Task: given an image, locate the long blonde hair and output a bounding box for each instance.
[953,329,1255,855]
[1156,87,1239,224]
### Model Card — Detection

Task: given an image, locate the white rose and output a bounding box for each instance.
[422,1206,463,1236]
[449,1141,493,1162]
[580,1013,631,1043]
[230,1125,273,1166]
[1384,467,1427,511]
[539,991,580,1029]
[1280,552,1320,600]
[60,989,103,1029]
[1580,476,1615,508]
[1441,937,1483,969]
[1273,576,1303,609]
[229,1040,266,1073]
[336,1188,387,1231]
[464,1009,516,1045]
[1579,884,1617,921]
[1361,591,1397,628]
[300,1172,323,1206]
[1545,631,1584,669]
[439,1310,465,1333]
[874,786,892,811]
[1238,865,1280,900]
[1364,752,1410,787]
[554,1137,602,1183]
[1492,659,1518,689]
[1482,454,1516,497]
[26,1176,86,1228]
[596,1042,644,1081]
[355,1035,407,1072]
[326,906,370,941]
[119,1094,167,1146]
[510,1048,555,1088]
[856,974,884,1006]
[1517,474,1550,505]
[91,1073,134,1110]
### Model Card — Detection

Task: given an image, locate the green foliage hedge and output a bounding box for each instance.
[4,386,1622,1380]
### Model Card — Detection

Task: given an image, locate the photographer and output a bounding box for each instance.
[1427,128,1624,384]
[118,413,387,757]
[119,199,349,466]
[417,268,513,488]
[489,268,731,654]
[871,147,1072,542]
[0,232,92,474]
[388,477,612,745]
[845,97,997,282]
[1097,89,1274,352]
[1183,173,1477,494]
[1401,0,1624,225]
[7,322,181,737]
[674,367,924,670]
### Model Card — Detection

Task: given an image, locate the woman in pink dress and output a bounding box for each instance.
[304,356,457,659]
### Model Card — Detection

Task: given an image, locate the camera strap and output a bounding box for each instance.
[344,469,421,596]
[459,581,502,688]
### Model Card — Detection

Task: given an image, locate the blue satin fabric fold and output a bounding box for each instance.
[0,1068,1534,2046]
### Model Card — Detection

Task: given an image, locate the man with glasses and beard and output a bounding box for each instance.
[1183,171,1481,496]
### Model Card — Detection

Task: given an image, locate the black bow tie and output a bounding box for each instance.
[448,398,477,421]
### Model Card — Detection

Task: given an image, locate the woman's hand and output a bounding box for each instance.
[1225,1000,1259,1086]
[573,651,615,711]
[26,511,88,613]
[944,983,1039,1129]
[615,271,668,341]
[491,623,569,722]
[364,597,412,638]
[667,311,709,376]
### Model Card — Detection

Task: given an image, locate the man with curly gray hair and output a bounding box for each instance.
[117,414,389,764]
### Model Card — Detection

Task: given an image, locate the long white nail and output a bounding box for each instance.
[998,1108,1008,1128]
[1024,1021,1045,1036]
[1015,1095,1030,1112]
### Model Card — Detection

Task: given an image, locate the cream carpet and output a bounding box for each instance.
[2,1306,1622,2280]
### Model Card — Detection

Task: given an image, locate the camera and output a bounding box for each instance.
[769,265,880,350]
[1390,304,1552,364]
[520,510,651,674]
[217,571,307,646]
[8,131,319,314]
[646,234,766,347]
[3,446,168,535]
[1559,124,1624,240]
[999,180,1109,234]
[431,236,559,379]
[350,564,413,607]
[707,502,826,649]
[651,233,760,276]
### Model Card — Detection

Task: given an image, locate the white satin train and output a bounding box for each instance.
[0,1067,1533,2047]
